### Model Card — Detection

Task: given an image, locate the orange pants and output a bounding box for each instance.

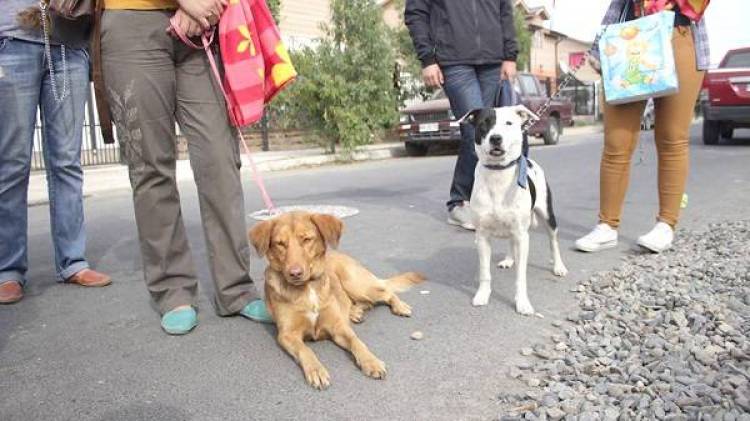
[599,26,705,229]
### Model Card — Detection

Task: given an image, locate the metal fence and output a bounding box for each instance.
[559,79,601,117]
[31,84,122,171]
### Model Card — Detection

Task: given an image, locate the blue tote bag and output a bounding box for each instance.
[599,6,679,105]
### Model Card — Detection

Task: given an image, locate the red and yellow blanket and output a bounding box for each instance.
[220,0,296,126]
[634,0,710,21]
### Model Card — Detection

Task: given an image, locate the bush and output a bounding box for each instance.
[514,6,531,72]
[267,0,281,22]
[268,0,399,153]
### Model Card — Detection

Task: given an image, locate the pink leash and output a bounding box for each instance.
[169,17,276,213]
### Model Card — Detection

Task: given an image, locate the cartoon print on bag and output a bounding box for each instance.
[603,25,659,89]
[107,80,144,181]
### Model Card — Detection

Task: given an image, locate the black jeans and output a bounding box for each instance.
[442,64,501,211]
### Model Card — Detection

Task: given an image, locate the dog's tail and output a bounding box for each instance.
[384,272,426,293]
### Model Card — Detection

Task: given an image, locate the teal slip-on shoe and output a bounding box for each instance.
[161,307,198,335]
[240,299,274,324]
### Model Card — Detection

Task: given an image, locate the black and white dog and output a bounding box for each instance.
[460,106,568,315]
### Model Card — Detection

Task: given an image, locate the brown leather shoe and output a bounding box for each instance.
[0,281,24,304]
[66,269,112,287]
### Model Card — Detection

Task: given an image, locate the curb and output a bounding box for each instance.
[250,143,407,172]
[27,143,408,205]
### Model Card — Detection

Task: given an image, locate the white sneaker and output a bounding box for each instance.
[575,223,618,252]
[447,202,475,230]
[637,222,674,253]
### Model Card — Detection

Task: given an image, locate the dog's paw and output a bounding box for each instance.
[390,301,412,317]
[515,297,535,316]
[304,364,331,390]
[497,256,515,269]
[553,262,569,277]
[361,358,387,379]
[472,287,491,306]
[349,306,366,324]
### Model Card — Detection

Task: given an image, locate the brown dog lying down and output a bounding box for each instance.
[249,211,424,389]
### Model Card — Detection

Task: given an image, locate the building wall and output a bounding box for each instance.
[278,0,331,49]
[279,0,404,48]
[530,30,559,80]
[557,38,598,82]
[528,29,598,93]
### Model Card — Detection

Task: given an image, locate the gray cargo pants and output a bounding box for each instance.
[101,10,259,316]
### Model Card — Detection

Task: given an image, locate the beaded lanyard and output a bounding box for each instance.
[39,1,69,102]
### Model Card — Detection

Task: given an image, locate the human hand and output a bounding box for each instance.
[501,61,517,80]
[167,9,204,38]
[422,64,444,88]
[176,0,226,29]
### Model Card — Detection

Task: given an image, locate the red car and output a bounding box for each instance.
[702,47,750,145]
[399,73,574,156]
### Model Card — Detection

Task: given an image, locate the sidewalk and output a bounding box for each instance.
[27,142,409,205]
[27,124,604,206]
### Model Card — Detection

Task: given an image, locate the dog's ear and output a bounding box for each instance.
[458,108,484,127]
[310,213,343,249]
[514,105,539,123]
[249,220,275,257]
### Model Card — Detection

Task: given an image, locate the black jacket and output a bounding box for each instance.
[404,0,519,68]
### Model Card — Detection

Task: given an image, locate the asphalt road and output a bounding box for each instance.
[2,126,750,421]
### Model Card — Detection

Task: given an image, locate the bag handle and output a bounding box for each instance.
[91,0,115,144]
[494,79,520,108]
[618,0,633,23]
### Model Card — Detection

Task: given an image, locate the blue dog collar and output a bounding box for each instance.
[483,155,529,189]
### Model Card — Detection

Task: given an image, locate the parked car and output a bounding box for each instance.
[702,47,750,145]
[398,73,574,156]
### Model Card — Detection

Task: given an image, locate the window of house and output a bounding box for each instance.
[569,52,586,68]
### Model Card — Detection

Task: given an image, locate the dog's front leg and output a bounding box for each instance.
[472,232,493,306]
[330,322,387,379]
[547,227,568,277]
[513,232,535,315]
[277,331,331,390]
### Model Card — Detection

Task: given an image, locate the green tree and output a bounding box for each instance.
[514,7,531,72]
[388,0,429,103]
[270,0,398,152]
[267,0,281,22]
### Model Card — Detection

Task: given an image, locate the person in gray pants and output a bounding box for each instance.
[97,2,270,335]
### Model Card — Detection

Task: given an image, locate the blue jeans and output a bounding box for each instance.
[0,38,90,284]
[442,64,501,210]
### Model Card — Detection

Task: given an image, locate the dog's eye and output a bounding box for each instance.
[302,237,314,243]
[505,121,513,126]
[273,240,287,248]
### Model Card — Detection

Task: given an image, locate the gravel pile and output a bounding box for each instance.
[498,221,750,421]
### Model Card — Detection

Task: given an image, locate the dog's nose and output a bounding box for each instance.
[288,266,304,279]
[489,135,503,147]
